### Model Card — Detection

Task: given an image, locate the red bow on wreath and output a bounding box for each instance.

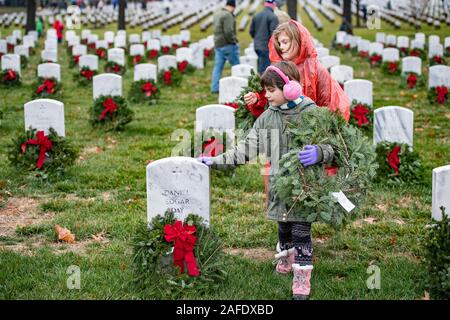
[387,145,401,175]
[352,104,369,126]
[4,70,17,81]
[388,62,398,73]
[112,63,122,73]
[409,49,420,57]
[99,98,118,120]
[89,43,96,49]
[344,44,350,50]
[36,79,56,94]
[133,55,142,65]
[400,47,408,54]
[436,86,448,104]
[325,166,338,177]
[247,90,268,118]
[407,73,417,89]
[172,44,179,51]
[182,40,189,47]
[178,60,188,73]
[73,55,80,64]
[142,81,157,97]
[224,102,239,109]
[164,220,200,277]
[202,137,224,157]
[370,55,382,66]
[359,51,369,58]
[433,56,443,64]
[96,48,105,59]
[21,130,52,169]
[81,69,94,80]
[446,47,450,53]
[204,48,212,58]
[163,70,172,85]
[162,46,170,54]
[149,49,158,59]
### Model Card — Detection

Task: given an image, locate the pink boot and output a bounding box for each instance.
[292,264,313,300]
[275,243,296,274]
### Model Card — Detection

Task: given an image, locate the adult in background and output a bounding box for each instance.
[250,0,279,74]
[210,0,240,94]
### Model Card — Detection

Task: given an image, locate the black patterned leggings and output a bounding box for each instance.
[278,221,313,266]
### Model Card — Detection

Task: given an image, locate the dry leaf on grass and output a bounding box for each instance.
[92,231,109,244]
[55,224,75,243]
[389,235,397,246]
[420,291,430,300]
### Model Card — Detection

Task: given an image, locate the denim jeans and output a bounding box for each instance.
[256,49,270,75]
[210,44,240,93]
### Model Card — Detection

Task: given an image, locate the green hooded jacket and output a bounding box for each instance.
[211,97,335,222]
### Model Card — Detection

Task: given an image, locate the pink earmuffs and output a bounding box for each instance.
[266,66,303,101]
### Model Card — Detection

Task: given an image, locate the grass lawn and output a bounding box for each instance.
[0,4,448,299]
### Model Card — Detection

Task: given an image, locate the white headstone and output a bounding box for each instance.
[180,30,191,42]
[357,39,370,53]
[146,157,210,225]
[195,104,236,136]
[231,64,255,78]
[96,40,109,49]
[68,36,80,47]
[244,47,257,58]
[415,33,425,44]
[376,32,386,44]
[108,48,125,65]
[386,34,397,46]
[134,63,157,82]
[428,44,444,58]
[130,44,145,56]
[316,47,329,59]
[402,57,422,75]
[330,65,353,84]
[445,37,450,49]
[432,165,450,221]
[160,35,172,48]
[104,31,115,44]
[369,42,383,56]
[114,36,126,48]
[411,40,424,50]
[428,65,450,89]
[171,34,182,46]
[382,48,400,62]
[320,55,340,70]
[14,45,29,58]
[41,50,58,62]
[147,39,161,51]
[0,40,7,54]
[219,76,248,104]
[24,99,65,137]
[397,36,409,48]
[45,39,58,52]
[81,29,91,40]
[72,45,87,56]
[37,63,61,81]
[344,79,373,106]
[92,74,122,99]
[189,42,204,69]
[1,54,21,74]
[336,31,346,44]
[157,55,177,71]
[374,106,414,147]
[47,29,57,39]
[152,29,162,39]
[129,33,141,44]
[240,55,257,71]
[79,54,99,70]
[176,47,193,63]
[429,35,440,47]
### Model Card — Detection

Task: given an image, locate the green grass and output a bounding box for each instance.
[0,6,449,299]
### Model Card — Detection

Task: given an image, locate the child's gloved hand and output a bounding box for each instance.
[297,145,320,167]
[196,157,213,166]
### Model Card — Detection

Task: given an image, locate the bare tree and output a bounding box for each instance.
[286,0,297,20]
[26,0,37,32]
[118,0,126,30]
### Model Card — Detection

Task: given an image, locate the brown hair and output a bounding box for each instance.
[261,61,301,90]
[272,21,301,59]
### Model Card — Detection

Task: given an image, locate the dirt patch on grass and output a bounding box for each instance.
[224,247,274,262]
[0,197,54,237]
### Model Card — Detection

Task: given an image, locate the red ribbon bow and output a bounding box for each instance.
[352,104,369,126]
[178,60,188,73]
[149,49,158,59]
[202,138,224,157]
[163,70,172,85]
[21,130,53,169]
[407,73,417,89]
[224,102,239,110]
[359,51,369,58]
[142,81,157,97]
[99,98,118,120]
[203,48,212,58]
[172,44,179,50]
[400,47,408,54]
[436,86,448,104]
[247,90,267,118]
[446,46,450,53]
[388,62,398,73]
[387,145,401,175]
[133,55,142,65]
[433,56,443,64]
[73,55,80,64]
[96,48,105,59]
[162,46,170,54]
[81,68,94,80]
[164,220,199,277]
[345,44,350,50]
[7,43,14,51]
[409,49,420,57]
[370,54,382,66]
[4,69,16,81]
[325,166,338,176]
[111,63,122,74]
[182,41,189,47]
[36,79,56,94]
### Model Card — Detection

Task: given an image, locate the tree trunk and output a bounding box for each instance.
[286,0,297,20]
[343,0,352,27]
[118,0,126,30]
[356,0,360,27]
[26,0,36,32]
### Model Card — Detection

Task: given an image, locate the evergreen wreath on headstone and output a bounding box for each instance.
[90,95,134,131]
[32,77,62,99]
[0,69,21,86]
[128,79,160,104]
[74,66,97,86]
[157,67,182,87]
[131,211,226,297]
[273,107,378,229]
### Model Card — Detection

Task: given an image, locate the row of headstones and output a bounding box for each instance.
[301,1,324,30]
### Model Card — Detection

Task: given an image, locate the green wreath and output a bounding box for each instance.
[157,67,182,87]
[177,60,196,75]
[429,55,447,66]
[400,72,425,90]
[428,86,449,105]
[90,95,134,131]
[127,54,145,67]
[374,141,424,184]
[73,66,98,86]
[8,127,78,176]
[381,61,401,75]
[272,107,378,229]
[0,69,21,86]
[409,48,427,60]
[128,79,160,104]
[131,211,226,297]
[32,77,63,99]
[349,100,373,134]
[235,69,268,132]
[104,61,126,75]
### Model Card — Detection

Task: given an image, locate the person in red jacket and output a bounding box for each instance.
[54,18,64,43]
[245,20,350,121]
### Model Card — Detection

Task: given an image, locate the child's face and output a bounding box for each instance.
[265,86,288,107]
[278,31,297,61]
